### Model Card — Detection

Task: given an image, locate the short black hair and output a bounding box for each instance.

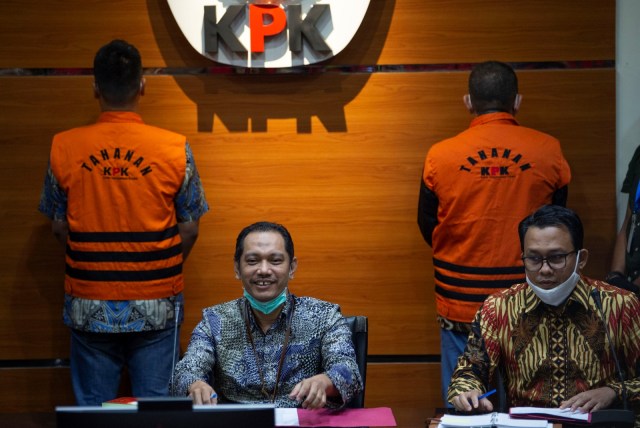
[93,39,142,106]
[234,221,294,264]
[518,205,584,252]
[468,61,518,114]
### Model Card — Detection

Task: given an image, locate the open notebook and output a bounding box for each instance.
[438,412,551,428]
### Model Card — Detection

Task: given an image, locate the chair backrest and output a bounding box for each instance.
[344,315,368,408]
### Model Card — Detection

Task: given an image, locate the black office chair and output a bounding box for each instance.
[344,315,368,408]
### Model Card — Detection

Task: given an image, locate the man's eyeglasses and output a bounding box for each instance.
[521,251,578,271]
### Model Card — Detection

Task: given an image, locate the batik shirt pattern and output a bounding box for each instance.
[448,277,640,410]
[39,143,207,332]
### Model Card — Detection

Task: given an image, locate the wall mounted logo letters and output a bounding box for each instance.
[167,0,370,68]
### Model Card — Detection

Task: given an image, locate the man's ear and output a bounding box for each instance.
[234,262,240,280]
[93,82,100,99]
[513,94,522,114]
[288,257,298,279]
[139,78,146,96]
[463,94,474,113]
[578,249,589,271]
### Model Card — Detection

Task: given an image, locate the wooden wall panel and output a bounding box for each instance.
[366,363,440,426]
[342,0,615,65]
[0,1,613,68]
[0,0,615,417]
[0,69,615,359]
[0,368,75,413]
[366,362,440,408]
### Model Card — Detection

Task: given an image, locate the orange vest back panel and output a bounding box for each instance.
[423,113,571,322]
[50,112,187,300]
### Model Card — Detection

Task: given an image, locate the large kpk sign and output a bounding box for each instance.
[167,0,370,68]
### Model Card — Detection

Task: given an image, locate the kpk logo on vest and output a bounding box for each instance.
[81,148,153,180]
[167,0,371,68]
[459,147,532,177]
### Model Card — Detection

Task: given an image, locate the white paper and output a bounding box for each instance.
[509,407,589,422]
[275,408,300,426]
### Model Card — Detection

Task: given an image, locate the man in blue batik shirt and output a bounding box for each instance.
[39,143,208,405]
[171,221,362,409]
[38,40,209,406]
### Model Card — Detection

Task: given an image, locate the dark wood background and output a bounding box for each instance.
[0,0,615,419]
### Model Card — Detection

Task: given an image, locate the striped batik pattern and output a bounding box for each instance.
[448,277,640,408]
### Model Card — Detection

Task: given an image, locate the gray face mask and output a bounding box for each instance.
[527,251,581,306]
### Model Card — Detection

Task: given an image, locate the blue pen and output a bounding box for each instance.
[478,388,496,400]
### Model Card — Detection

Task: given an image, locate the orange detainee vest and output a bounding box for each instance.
[50,111,187,300]
[423,113,571,323]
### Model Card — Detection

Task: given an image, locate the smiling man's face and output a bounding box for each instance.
[234,231,297,301]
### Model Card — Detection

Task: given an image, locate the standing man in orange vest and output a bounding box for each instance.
[38,39,209,405]
[417,61,571,406]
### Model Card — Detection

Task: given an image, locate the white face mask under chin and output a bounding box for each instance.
[527,251,581,306]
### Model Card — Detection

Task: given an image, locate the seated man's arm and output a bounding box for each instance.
[289,308,363,409]
[607,293,640,406]
[289,373,338,409]
[563,290,640,412]
[561,293,640,412]
[560,387,616,413]
[188,379,218,406]
[171,311,218,404]
[448,306,498,412]
[617,293,640,402]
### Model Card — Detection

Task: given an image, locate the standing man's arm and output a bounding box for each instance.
[38,162,68,247]
[612,204,632,274]
[607,204,639,291]
[52,220,69,248]
[175,142,209,261]
[550,140,572,207]
[609,145,640,289]
[178,221,199,261]
[417,175,439,247]
[552,185,569,206]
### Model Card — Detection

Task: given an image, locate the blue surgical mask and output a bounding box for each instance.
[243,288,288,314]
